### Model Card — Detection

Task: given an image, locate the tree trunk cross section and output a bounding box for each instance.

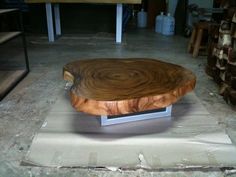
[63,58,196,116]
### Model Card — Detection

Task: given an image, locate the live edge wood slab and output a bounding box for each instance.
[63,58,196,116]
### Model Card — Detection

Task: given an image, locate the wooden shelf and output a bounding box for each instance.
[0,9,29,101]
[0,70,27,99]
[0,32,22,44]
[0,9,18,15]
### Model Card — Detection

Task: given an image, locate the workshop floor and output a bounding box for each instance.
[0,30,236,177]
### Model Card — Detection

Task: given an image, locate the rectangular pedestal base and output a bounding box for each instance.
[100,105,172,126]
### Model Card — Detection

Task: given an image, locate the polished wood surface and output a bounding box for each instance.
[25,0,141,4]
[63,58,196,116]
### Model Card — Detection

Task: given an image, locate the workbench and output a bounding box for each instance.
[25,0,141,43]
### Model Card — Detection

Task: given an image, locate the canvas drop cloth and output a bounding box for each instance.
[23,90,236,169]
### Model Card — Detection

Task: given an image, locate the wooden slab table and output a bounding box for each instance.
[63,58,196,125]
[25,0,141,43]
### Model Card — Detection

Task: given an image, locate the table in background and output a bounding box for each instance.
[25,0,141,43]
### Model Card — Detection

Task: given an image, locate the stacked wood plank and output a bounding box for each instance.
[206,12,236,105]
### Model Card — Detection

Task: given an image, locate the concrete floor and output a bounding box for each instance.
[0,30,236,177]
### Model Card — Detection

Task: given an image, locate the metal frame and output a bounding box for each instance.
[19,8,30,71]
[0,9,30,101]
[45,3,123,43]
[100,105,172,126]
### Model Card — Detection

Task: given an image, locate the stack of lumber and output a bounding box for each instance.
[206,12,236,105]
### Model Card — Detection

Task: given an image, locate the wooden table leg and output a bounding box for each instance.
[193,28,203,58]
[116,3,123,43]
[45,3,55,42]
[187,27,196,53]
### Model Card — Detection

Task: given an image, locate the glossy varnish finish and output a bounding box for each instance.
[63,58,196,116]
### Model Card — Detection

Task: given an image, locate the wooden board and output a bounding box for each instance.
[0,70,27,99]
[0,32,21,44]
[25,0,141,4]
[0,9,18,15]
[63,58,196,116]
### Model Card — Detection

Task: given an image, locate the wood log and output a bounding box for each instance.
[63,58,196,116]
